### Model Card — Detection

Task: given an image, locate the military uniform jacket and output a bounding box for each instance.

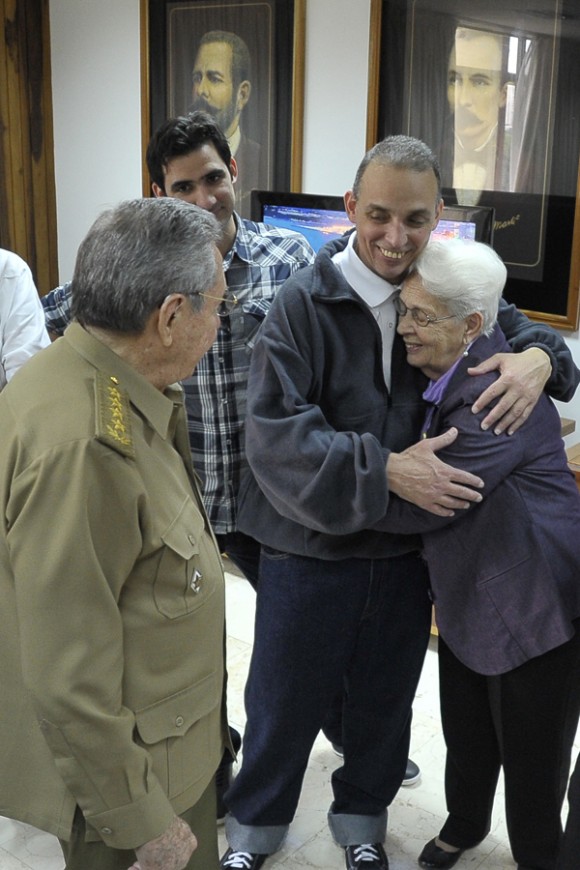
[0,323,227,849]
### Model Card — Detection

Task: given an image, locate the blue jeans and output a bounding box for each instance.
[224,548,431,853]
[216,531,260,590]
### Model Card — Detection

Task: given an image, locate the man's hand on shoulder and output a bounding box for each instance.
[469,347,551,435]
[386,428,484,517]
[128,815,197,870]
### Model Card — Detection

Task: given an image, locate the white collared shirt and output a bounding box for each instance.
[0,249,50,391]
[332,232,398,391]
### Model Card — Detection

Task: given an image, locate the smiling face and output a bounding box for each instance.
[344,163,443,285]
[152,143,238,253]
[397,274,470,380]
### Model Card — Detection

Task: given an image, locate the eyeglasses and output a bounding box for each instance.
[194,291,238,318]
[394,296,456,327]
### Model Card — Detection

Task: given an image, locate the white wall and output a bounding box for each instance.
[48,0,580,436]
[302,0,370,196]
[50,0,142,281]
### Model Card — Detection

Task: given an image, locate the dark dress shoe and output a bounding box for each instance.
[418,838,464,869]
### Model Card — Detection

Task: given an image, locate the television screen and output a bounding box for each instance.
[432,218,476,242]
[434,204,495,245]
[261,203,353,253]
[251,191,495,252]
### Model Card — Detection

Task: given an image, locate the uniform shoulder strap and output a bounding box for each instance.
[94,371,135,459]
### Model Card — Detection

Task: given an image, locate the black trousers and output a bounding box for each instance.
[437,625,580,870]
[558,750,580,869]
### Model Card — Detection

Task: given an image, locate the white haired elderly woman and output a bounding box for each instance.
[379,238,580,870]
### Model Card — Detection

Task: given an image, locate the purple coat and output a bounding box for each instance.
[380,325,580,675]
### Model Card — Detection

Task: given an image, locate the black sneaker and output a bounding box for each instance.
[216,726,242,822]
[402,758,421,786]
[345,843,389,869]
[219,848,268,869]
[330,744,421,787]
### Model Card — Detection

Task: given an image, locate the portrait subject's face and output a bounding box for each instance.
[191,42,241,137]
[344,163,442,285]
[448,29,507,150]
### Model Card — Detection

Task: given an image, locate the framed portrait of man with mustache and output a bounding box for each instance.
[144,0,305,218]
[367,0,580,330]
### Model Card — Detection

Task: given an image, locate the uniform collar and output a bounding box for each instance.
[63,322,183,441]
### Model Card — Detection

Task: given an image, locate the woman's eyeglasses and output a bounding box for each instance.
[394,296,456,327]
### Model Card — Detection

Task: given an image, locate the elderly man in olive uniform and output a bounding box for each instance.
[0,197,230,870]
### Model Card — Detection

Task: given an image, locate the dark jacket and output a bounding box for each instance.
[238,233,580,561]
[381,325,580,674]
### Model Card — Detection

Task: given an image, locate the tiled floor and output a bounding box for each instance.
[1,569,576,869]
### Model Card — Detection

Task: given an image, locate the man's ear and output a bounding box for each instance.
[157,294,184,347]
[344,190,357,223]
[152,182,166,199]
[236,80,251,112]
[229,157,239,184]
[432,197,445,230]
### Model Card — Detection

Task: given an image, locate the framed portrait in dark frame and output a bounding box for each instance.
[141,0,305,218]
[366,0,580,329]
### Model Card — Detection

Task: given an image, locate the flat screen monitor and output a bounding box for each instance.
[251,190,495,252]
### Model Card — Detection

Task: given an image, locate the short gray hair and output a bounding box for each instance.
[71,198,221,333]
[352,135,442,202]
[410,239,507,335]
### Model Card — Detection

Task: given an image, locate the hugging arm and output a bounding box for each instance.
[470,300,580,435]
[386,427,483,518]
[377,396,530,534]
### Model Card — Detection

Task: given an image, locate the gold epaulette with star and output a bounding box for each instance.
[95,371,135,458]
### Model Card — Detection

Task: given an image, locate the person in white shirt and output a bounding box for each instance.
[0,248,50,389]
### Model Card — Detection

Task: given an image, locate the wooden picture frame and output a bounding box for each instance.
[366,0,580,330]
[140,0,305,219]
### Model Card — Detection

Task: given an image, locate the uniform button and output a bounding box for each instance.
[101,826,113,835]
[188,534,195,544]
[175,716,184,727]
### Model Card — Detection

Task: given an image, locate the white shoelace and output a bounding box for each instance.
[223,851,258,869]
[353,843,381,863]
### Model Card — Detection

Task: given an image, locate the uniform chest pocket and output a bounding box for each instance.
[153,498,214,619]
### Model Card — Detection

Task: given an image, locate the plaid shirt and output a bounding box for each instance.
[42,283,73,335]
[42,216,315,532]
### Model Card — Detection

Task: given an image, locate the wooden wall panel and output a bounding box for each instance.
[0,0,58,294]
